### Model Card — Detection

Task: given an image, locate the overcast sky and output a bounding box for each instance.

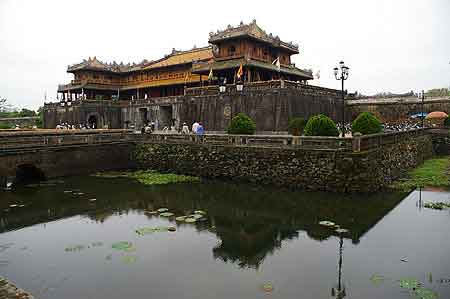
[1,0,449,110]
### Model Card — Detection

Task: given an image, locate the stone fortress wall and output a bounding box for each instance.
[44,80,450,131]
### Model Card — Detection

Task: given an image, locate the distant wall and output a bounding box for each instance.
[0,117,39,128]
[43,102,122,129]
[347,97,450,122]
[134,134,433,192]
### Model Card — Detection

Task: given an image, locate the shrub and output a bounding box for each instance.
[304,114,339,136]
[288,117,306,136]
[444,116,450,127]
[0,123,13,129]
[351,112,382,135]
[227,113,256,135]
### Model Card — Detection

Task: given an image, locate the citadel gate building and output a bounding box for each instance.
[44,21,343,131]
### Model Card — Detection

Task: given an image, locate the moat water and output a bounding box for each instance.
[0,177,449,299]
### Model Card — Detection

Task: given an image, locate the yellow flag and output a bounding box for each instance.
[208,68,213,81]
[237,63,243,79]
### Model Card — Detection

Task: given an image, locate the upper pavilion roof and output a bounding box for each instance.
[142,46,213,70]
[67,56,149,73]
[67,46,213,74]
[209,20,299,54]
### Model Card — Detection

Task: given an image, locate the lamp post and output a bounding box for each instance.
[334,61,350,136]
[421,90,425,128]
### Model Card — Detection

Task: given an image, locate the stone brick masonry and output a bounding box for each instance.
[134,134,433,192]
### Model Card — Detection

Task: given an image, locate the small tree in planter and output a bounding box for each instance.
[227,113,256,135]
[304,114,339,136]
[351,112,382,135]
[288,117,306,136]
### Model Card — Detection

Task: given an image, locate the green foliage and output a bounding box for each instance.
[351,112,382,135]
[0,123,13,129]
[288,117,306,136]
[444,116,450,127]
[93,170,200,185]
[390,157,450,191]
[227,112,256,135]
[304,114,339,136]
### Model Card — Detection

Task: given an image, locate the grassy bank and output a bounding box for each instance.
[390,157,450,191]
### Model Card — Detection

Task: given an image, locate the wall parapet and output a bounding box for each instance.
[184,80,341,97]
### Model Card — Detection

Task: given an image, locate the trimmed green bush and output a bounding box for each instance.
[227,113,256,135]
[288,117,306,136]
[444,116,450,127]
[351,112,382,135]
[304,114,339,136]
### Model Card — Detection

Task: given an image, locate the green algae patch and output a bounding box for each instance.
[390,157,450,191]
[135,226,176,235]
[111,241,135,251]
[424,202,450,210]
[92,170,200,186]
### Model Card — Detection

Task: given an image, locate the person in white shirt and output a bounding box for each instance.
[192,121,199,134]
[182,122,189,134]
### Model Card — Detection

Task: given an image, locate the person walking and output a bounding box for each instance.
[192,121,199,134]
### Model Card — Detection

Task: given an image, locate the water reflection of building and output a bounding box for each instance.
[0,180,406,272]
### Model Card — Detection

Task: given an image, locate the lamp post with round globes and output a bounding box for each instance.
[334,61,350,136]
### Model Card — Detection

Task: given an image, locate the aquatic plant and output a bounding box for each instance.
[159,212,175,217]
[423,202,450,210]
[135,226,176,235]
[93,170,200,186]
[111,241,134,251]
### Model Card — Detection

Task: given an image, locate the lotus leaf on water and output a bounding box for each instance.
[261,282,274,293]
[135,226,176,235]
[319,220,336,227]
[370,274,386,285]
[192,214,203,219]
[121,255,137,264]
[175,216,187,222]
[194,210,206,215]
[184,218,197,223]
[399,278,420,290]
[88,198,97,202]
[157,208,169,213]
[65,245,85,252]
[159,212,174,217]
[424,202,450,210]
[335,228,349,234]
[112,241,134,251]
[145,211,158,215]
[415,287,438,299]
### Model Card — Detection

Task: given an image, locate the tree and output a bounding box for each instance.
[227,113,256,135]
[288,117,307,136]
[304,114,339,136]
[351,112,382,135]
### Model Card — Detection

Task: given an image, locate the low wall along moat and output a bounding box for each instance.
[1,129,444,192]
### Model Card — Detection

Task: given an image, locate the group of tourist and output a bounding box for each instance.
[56,123,96,130]
[189,121,204,135]
[141,120,205,135]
